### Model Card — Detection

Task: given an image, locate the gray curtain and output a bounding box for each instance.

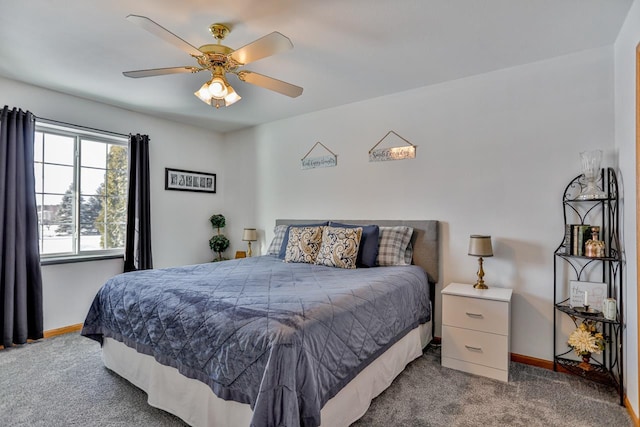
[124,133,152,272]
[0,106,43,347]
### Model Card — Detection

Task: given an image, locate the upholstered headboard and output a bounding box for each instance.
[275,219,440,285]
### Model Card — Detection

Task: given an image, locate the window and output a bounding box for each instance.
[34,121,128,261]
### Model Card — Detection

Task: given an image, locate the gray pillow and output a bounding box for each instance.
[376,226,414,266]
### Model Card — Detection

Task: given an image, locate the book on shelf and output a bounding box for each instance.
[563,224,576,254]
[571,225,580,255]
[570,224,592,256]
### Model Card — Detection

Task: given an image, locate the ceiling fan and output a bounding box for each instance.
[123,15,303,108]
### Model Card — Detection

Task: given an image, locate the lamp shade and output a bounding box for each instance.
[194,83,213,104]
[224,86,241,106]
[242,228,258,242]
[208,76,228,99]
[468,235,493,257]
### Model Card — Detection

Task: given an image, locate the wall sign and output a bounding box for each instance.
[301,142,338,170]
[569,280,607,311]
[369,130,416,162]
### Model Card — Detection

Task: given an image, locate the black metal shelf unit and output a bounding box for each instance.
[552,167,623,405]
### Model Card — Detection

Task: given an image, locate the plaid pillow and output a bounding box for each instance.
[376,226,414,266]
[405,241,414,265]
[266,225,288,255]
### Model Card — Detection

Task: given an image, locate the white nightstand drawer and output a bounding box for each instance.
[441,325,509,371]
[442,294,509,335]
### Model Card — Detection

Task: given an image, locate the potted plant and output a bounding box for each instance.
[209,214,230,261]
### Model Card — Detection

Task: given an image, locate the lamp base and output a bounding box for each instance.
[473,256,489,289]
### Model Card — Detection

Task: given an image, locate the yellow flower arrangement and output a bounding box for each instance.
[567,320,605,356]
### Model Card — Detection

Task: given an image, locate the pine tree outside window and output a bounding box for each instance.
[34,121,128,262]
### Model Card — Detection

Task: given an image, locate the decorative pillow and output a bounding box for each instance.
[404,241,414,265]
[376,226,414,266]
[267,225,288,255]
[284,226,325,264]
[315,226,363,269]
[329,222,379,267]
[278,222,329,259]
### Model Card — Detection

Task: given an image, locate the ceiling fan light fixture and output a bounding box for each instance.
[208,76,228,99]
[125,16,303,108]
[194,80,241,108]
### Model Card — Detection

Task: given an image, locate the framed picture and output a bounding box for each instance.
[569,280,608,311]
[165,168,216,193]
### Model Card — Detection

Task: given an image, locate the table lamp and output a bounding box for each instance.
[468,235,493,289]
[242,228,258,257]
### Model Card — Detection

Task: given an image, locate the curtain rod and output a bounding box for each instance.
[35,116,129,138]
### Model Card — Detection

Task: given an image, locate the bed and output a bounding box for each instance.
[81,219,439,427]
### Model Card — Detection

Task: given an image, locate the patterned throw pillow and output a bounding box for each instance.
[315,226,363,269]
[284,226,324,264]
[329,222,379,267]
[377,226,414,266]
[267,225,288,255]
[278,222,329,259]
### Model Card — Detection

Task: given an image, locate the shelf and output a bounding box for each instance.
[554,252,620,262]
[555,357,619,388]
[554,304,620,325]
[553,167,623,405]
[564,197,614,203]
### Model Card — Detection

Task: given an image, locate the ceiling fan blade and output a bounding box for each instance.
[123,66,203,78]
[238,71,303,98]
[231,32,293,65]
[126,14,202,57]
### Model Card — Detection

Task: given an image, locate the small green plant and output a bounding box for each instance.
[209,235,230,259]
[209,213,229,261]
[209,214,226,230]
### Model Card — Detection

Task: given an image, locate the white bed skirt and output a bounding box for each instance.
[102,321,431,427]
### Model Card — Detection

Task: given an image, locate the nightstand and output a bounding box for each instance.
[441,282,513,382]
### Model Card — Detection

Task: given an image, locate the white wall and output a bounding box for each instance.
[615,0,640,415]
[1,76,229,330]
[224,47,615,361]
[221,128,259,253]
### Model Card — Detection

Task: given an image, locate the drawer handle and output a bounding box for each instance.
[465,345,483,352]
[465,312,484,318]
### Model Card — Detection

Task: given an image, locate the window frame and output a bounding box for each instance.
[34,120,129,263]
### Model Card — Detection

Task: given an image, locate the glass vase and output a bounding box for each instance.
[577,150,606,200]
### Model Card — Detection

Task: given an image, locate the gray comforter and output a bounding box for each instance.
[82,255,430,427]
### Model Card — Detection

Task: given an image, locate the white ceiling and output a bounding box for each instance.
[0,0,633,133]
